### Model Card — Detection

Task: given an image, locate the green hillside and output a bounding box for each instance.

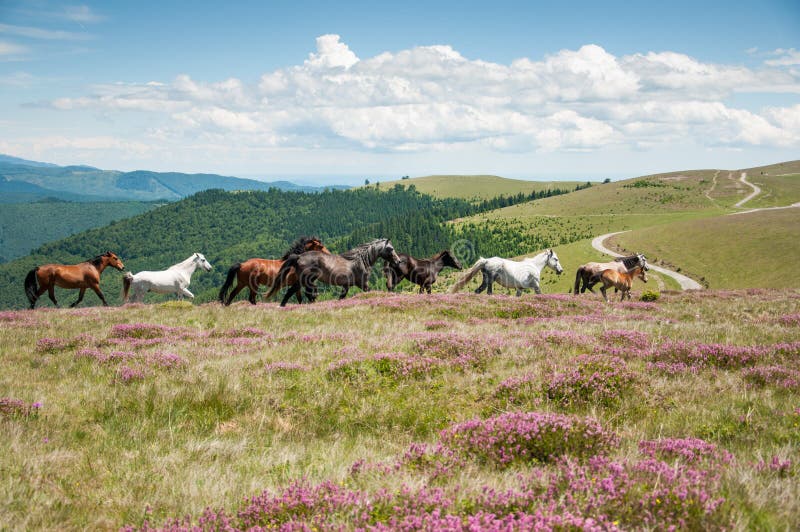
[610,208,800,289]
[0,201,160,263]
[376,174,588,200]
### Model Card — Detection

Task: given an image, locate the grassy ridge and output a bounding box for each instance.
[376,174,588,200]
[1,290,798,528]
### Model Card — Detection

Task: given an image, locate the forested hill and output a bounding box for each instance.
[0,183,583,309]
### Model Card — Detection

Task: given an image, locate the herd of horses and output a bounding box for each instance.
[22,237,650,309]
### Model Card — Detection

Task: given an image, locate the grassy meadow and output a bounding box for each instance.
[2,290,799,530]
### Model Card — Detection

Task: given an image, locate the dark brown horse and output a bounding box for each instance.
[384,250,462,294]
[24,251,125,309]
[218,237,330,305]
[265,238,400,306]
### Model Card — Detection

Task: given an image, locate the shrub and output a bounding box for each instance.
[544,355,636,406]
[439,411,618,467]
[640,290,660,302]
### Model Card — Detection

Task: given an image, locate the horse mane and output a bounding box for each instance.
[85,253,108,268]
[341,238,387,261]
[614,254,641,269]
[281,236,320,260]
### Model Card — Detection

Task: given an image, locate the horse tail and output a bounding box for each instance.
[449,257,487,293]
[24,267,39,307]
[219,262,241,304]
[122,272,134,303]
[573,266,584,295]
[265,255,299,300]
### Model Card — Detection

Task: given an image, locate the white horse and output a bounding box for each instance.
[449,249,564,296]
[122,253,212,303]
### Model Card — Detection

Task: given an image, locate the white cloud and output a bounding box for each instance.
[0,40,29,57]
[61,5,104,23]
[765,48,800,67]
[31,36,800,158]
[0,23,90,40]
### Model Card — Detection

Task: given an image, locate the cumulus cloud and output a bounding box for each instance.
[0,40,29,57]
[38,35,800,155]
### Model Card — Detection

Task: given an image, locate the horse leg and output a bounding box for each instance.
[339,286,349,300]
[180,287,195,299]
[47,284,58,307]
[474,271,488,294]
[32,285,47,309]
[426,284,432,295]
[70,288,86,308]
[226,283,245,305]
[600,285,608,302]
[89,282,108,306]
[516,289,522,297]
[486,274,494,295]
[280,283,299,307]
[248,287,257,305]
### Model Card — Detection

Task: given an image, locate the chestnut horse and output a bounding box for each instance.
[384,250,462,294]
[218,237,330,305]
[573,253,648,295]
[590,264,648,302]
[24,251,125,309]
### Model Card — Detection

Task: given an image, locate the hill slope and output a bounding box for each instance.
[377,174,588,200]
[0,157,342,202]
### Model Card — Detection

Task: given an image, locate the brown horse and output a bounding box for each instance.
[590,264,648,302]
[573,253,648,295]
[218,237,330,305]
[24,251,125,309]
[384,250,462,294]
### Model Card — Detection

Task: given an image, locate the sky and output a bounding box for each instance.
[0,0,798,185]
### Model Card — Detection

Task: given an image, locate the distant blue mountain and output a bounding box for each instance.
[0,154,349,202]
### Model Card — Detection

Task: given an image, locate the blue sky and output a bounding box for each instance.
[1,1,798,184]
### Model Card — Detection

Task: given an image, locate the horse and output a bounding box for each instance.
[24,251,125,309]
[265,238,401,307]
[573,254,648,295]
[218,237,330,305]
[122,253,212,303]
[384,250,463,294]
[589,264,648,302]
[449,249,564,296]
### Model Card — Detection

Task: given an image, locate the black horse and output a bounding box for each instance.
[265,238,400,306]
[384,250,462,294]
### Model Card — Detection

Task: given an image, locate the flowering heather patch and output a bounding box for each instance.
[439,411,618,467]
[393,442,465,479]
[618,301,659,311]
[638,437,734,466]
[410,331,502,370]
[756,456,793,477]
[777,313,800,326]
[741,365,800,389]
[539,329,596,349]
[0,398,41,419]
[35,337,73,352]
[544,354,636,407]
[110,323,183,339]
[0,310,39,326]
[147,352,185,369]
[651,340,776,369]
[423,320,450,330]
[328,352,441,380]
[115,365,146,384]
[494,373,540,405]
[263,361,309,373]
[601,329,651,349]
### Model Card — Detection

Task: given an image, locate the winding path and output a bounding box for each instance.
[734,172,760,208]
[591,231,703,291]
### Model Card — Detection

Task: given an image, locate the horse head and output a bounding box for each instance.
[379,239,401,266]
[546,249,564,275]
[195,253,213,272]
[306,238,331,255]
[637,253,649,271]
[442,250,463,270]
[637,265,648,283]
[105,251,125,271]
